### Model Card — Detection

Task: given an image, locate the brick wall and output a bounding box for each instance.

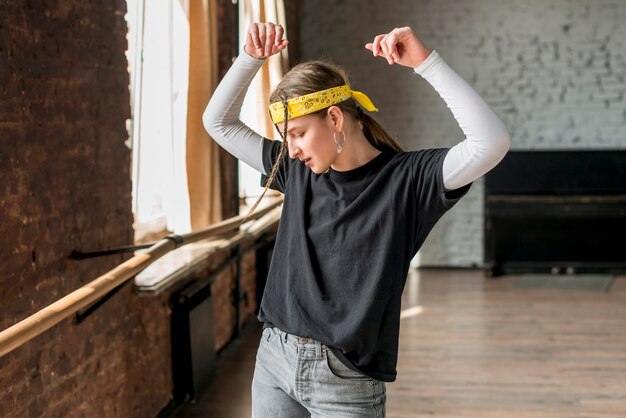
[299,0,626,267]
[0,1,176,417]
[0,2,264,417]
[0,2,267,417]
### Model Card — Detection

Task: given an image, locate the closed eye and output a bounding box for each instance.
[289,132,304,140]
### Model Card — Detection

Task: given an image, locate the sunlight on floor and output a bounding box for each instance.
[400,305,424,319]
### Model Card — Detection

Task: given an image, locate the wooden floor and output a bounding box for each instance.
[174,269,626,418]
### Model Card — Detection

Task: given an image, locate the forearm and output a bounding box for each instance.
[202,49,268,174]
[414,50,512,191]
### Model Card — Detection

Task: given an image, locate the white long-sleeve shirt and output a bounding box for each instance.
[202,49,511,191]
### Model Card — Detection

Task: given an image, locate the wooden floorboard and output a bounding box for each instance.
[174,269,626,417]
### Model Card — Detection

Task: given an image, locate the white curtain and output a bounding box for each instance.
[132,0,192,234]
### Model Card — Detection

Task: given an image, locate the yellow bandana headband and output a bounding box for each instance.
[268,84,378,124]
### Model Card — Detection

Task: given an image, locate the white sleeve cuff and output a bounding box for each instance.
[413,50,441,77]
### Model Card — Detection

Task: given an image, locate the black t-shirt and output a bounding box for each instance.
[258,138,472,382]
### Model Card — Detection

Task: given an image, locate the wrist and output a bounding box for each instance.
[243,45,266,61]
[413,50,441,76]
[412,49,433,68]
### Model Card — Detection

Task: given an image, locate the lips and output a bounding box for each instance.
[301,157,312,165]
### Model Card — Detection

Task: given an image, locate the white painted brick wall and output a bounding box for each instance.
[299,0,626,268]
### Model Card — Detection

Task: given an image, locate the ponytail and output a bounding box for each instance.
[358,109,405,153]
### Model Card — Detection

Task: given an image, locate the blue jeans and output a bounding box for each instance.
[251,326,386,417]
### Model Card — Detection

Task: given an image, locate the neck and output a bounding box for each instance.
[330,130,382,172]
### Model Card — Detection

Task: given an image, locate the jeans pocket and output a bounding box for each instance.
[262,327,274,343]
[325,349,372,382]
[261,328,274,344]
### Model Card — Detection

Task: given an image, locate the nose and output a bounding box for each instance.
[288,142,301,160]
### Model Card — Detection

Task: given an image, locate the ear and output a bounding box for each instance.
[325,106,344,131]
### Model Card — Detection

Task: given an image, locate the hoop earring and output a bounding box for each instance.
[334,130,346,154]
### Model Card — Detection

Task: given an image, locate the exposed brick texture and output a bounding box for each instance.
[210,259,239,351]
[0,1,176,417]
[299,0,626,267]
[1,2,262,417]
[239,248,258,329]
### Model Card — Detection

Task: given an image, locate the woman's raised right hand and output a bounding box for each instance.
[244,22,289,60]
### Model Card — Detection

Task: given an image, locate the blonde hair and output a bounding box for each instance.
[240,59,404,225]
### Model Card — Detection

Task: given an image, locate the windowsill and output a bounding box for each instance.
[134,239,226,294]
[135,203,282,295]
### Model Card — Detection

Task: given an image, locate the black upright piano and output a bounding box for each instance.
[484,151,626,277]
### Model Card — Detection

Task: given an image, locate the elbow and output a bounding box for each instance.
[481,129,512,166]
[202,103,219,138]
[495,126,512,156]
[203,100,231,142]
[501,130,512,153]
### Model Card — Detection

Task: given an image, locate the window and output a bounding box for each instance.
[125,0,192,241]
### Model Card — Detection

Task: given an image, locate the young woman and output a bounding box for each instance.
[203,22,511,418]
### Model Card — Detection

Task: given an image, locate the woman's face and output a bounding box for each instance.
[276,111,338,174]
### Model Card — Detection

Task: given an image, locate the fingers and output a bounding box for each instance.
[385,33,400,63]
[275,25,285,46]
[372,34,385,57]
[258,24,266,54]
[366,32,395,64]
[365,28,408,65]
[264,22,274,56]
[380,41,391,64]
[246,22,287,58]
[249,24,262,52]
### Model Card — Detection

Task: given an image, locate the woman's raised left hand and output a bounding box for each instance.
[365,27,432,68]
